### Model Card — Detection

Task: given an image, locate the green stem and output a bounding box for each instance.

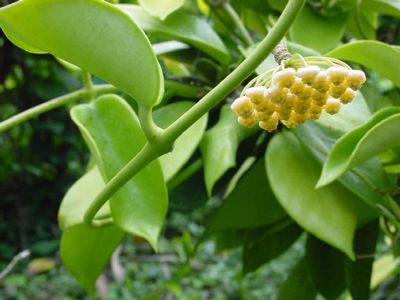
[81,71,95,101]
[138,105,164,144]
[222,3,253,46]
[0,84,118,132]
[84,0,307,227]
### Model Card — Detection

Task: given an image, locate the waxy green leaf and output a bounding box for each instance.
[327,41,400,87]
[277,257,318,300]
[154,102,208,182]
[0,0,163,107]
[242,223,302,274]
[207,159,286,231]
[118,4,230,64]
[139,0,184,20]
[318,107,400,187]
[363,0,400,16]
[306,235,346,300]
[71,95,167,249]
[266,131,376,258]
[289,5,350,52]
[200,105,257,195]
[61,224,124,293]
[58,168,109,231]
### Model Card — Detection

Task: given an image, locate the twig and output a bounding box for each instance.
[0,249,30,281]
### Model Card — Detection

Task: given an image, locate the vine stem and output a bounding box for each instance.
[84,0,307,227]
[222,2,253,46]
[0,84,118,132]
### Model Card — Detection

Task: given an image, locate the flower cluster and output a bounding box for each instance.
[231,64,366,132]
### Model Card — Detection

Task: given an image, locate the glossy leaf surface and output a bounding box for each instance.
[207,159,286,231]
[200,105,256,195]
[71,95,167,249]
[242,223,302,274]
[318,107,400,187]
[118,4,230,64]
[154,102,208,182]
[139,0,184,20]
[0,0,163,107]
[58,168,109,230]
[328,41,400,87]
[266,131,375,258]
[363,0,400,16]
[61,224,124,293]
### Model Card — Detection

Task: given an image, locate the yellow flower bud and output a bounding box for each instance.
[231,96,254,117]
[340,88,356,104]
[307,104,323,120]
[312,71,330,93]
[267,86,288,104]
[244,86,267,105]
[297,85,313,101]
[293,98,311,114]
[297,65,320,85]
[312,90,328,106]
[290,77,305,95]
[259,112,279,132]
[330,83,347,99]
[327,66,348,85]
[290,111,308,124]
[272,68,296,88]
[257,110,273,121]
[324,97,342,114]
[255,100,275,115]
[276,103,292,121]
[238,113,257,127]
[347,70,366,90]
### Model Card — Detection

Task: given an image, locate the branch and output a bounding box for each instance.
[84,0,307,227]
[0,249,30,281]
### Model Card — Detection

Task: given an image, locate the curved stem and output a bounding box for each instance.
[222,2,253,46]
[0,84,118,132]
[138,105,164,144]
[84,0,307,227]
[81,71,95,101]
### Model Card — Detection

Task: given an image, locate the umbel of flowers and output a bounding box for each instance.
[231,54,366,132]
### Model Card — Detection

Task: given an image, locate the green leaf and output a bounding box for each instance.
[306,235,346,300]
[266,131,375,258]
[118,4,230,64]
[200,105,257,195]
[289,5,350,52]
[277,257,318,300]
[58,168,109,231]
[318,107,400,187]
[363,0,400,16]
[242,222,302,274]
[0,0,163,107]
[70,94,167,249]
[61,224,124,293]
[154,102,208,182]
[346,221,379,300]
[207,159,286,231]
[139,0,184,20]
[327,41,400,88]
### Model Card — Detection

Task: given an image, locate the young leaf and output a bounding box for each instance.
[363,0,400,16]
[289,5,350,52]
[71,94,167,250]
[139,0,184,20]
[346,221,379,300]
[0,0,163,107]
[306,235,347,300]
[200,105,257,195]
[206,159,286,231]
[58,168,109,231]
[266,131,376,258]
[327,41,400,87]
[242,222,302,274]
[318,107,400,187]
[118,4,230,64]
[277,257,318,300]
[154,102,208,182]
[61,224,125,293]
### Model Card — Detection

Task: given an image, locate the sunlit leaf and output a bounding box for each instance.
[71,94,167,249]
[0,0,163,107]
[139,0,184,20]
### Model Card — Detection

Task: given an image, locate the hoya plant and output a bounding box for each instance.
[1,0,400,298]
